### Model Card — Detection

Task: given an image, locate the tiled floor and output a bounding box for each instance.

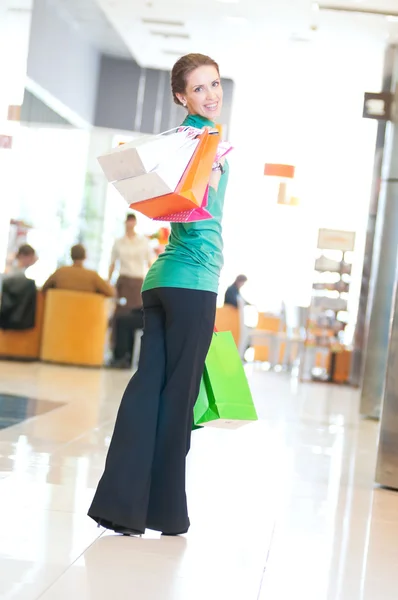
[0,360,397,599]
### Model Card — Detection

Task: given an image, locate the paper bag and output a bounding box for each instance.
[98,129,194,182]
[114,129,219,220]
[193,331,258,429]
[155,186,211,223]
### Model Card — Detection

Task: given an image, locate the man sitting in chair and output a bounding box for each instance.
[0,244,38,330]
[42,244,114,297]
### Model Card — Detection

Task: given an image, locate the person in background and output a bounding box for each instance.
[0,244,38,330]
[9,244,37,276]
[109,213,153,315]
[225,275,253,359]
[42,244,114,297]
[0,243,37,296]
[224,274,248,308]
[108,309,144,369]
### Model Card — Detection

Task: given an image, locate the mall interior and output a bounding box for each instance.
[1,0,398,598]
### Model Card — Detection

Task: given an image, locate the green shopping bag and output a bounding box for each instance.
[193,331,258,429]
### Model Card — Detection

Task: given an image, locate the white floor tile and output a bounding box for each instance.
[0,361,397,600]
[0,509,102,600]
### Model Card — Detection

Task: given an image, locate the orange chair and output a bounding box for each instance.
[215,305,241,347]
[251,314,283,363]
[40,290,109,367]
[0,292,44,360]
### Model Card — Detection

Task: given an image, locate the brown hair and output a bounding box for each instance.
[126,213,137,222]
[71,244,86,261]
[171,53,220,106]
[236,275,248,285]
[16,244,35,258]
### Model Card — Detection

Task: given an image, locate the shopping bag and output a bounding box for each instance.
[154,126,232,223]
[97,129,194,182]
[114,129,219,219]
[193,331,258,429]
[155,186,211,223]
[113,136,199,205]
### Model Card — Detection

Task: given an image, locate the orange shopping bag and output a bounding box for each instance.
[114,129,220,219]
[163,128,220,207]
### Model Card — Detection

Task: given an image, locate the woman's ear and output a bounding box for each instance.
[176,94,187,107]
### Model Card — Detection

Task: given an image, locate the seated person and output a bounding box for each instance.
[0,244,38,330]
[224,274,248,308]
[8,243,37,276]
[42,244,114,297]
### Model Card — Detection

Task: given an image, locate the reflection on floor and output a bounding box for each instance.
[0,393,64,430]
[0,360,397,600]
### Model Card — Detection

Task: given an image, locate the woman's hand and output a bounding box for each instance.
[209,157,225,192]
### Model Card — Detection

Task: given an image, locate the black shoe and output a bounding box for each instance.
[96,518,143,536]
[161,530,188,536]
[114,526,143,536]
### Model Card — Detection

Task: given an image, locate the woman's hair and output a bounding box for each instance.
[171,53,220,106]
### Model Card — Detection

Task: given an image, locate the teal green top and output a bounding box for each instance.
[142,113,229,294]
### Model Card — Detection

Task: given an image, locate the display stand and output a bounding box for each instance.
[300,228,356,384]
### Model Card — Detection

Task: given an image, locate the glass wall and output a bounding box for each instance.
[2,37,384,319]
[8,125,90,284]
[221,40,383,321]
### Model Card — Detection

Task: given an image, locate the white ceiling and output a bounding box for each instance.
[52,0,133,58]
[9,0,133,58]
[91,0,398,77]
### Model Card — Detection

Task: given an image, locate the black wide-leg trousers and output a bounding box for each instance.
[88,287,217,534]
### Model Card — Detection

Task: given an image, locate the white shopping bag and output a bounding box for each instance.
[98,129,194,183]
[113,136,199,206]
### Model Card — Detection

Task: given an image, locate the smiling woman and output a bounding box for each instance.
[88,53,230,538]
[171,53,224,120]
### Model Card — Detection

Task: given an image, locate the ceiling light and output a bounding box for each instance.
[142,18,185,27]
[163,49,186,56]
[312,2,319,12]
[150,30,190,39]
[387,15,398,22]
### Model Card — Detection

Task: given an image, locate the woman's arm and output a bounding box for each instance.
[209,157,225,193]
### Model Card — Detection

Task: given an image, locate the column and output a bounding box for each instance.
[376,260,398,488]
[0,1,32,270]
[359,46,398,418]
[0,0,12,271]
[350,45,395,387]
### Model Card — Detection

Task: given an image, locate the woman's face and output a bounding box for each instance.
[178,65,223,120]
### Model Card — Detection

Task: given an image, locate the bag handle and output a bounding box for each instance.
[162,126,219,140]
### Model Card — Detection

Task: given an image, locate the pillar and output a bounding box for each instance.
[350,45,395,387]
[376,260,398,488]
[359,46,398,418]
[0,1,32,270]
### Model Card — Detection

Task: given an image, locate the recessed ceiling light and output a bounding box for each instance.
[142,18,185,27]
[387,15,398,22]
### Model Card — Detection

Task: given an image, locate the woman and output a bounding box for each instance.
[88,53,229,536]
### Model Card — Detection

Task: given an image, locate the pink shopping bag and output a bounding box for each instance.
[155,185,211,223]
